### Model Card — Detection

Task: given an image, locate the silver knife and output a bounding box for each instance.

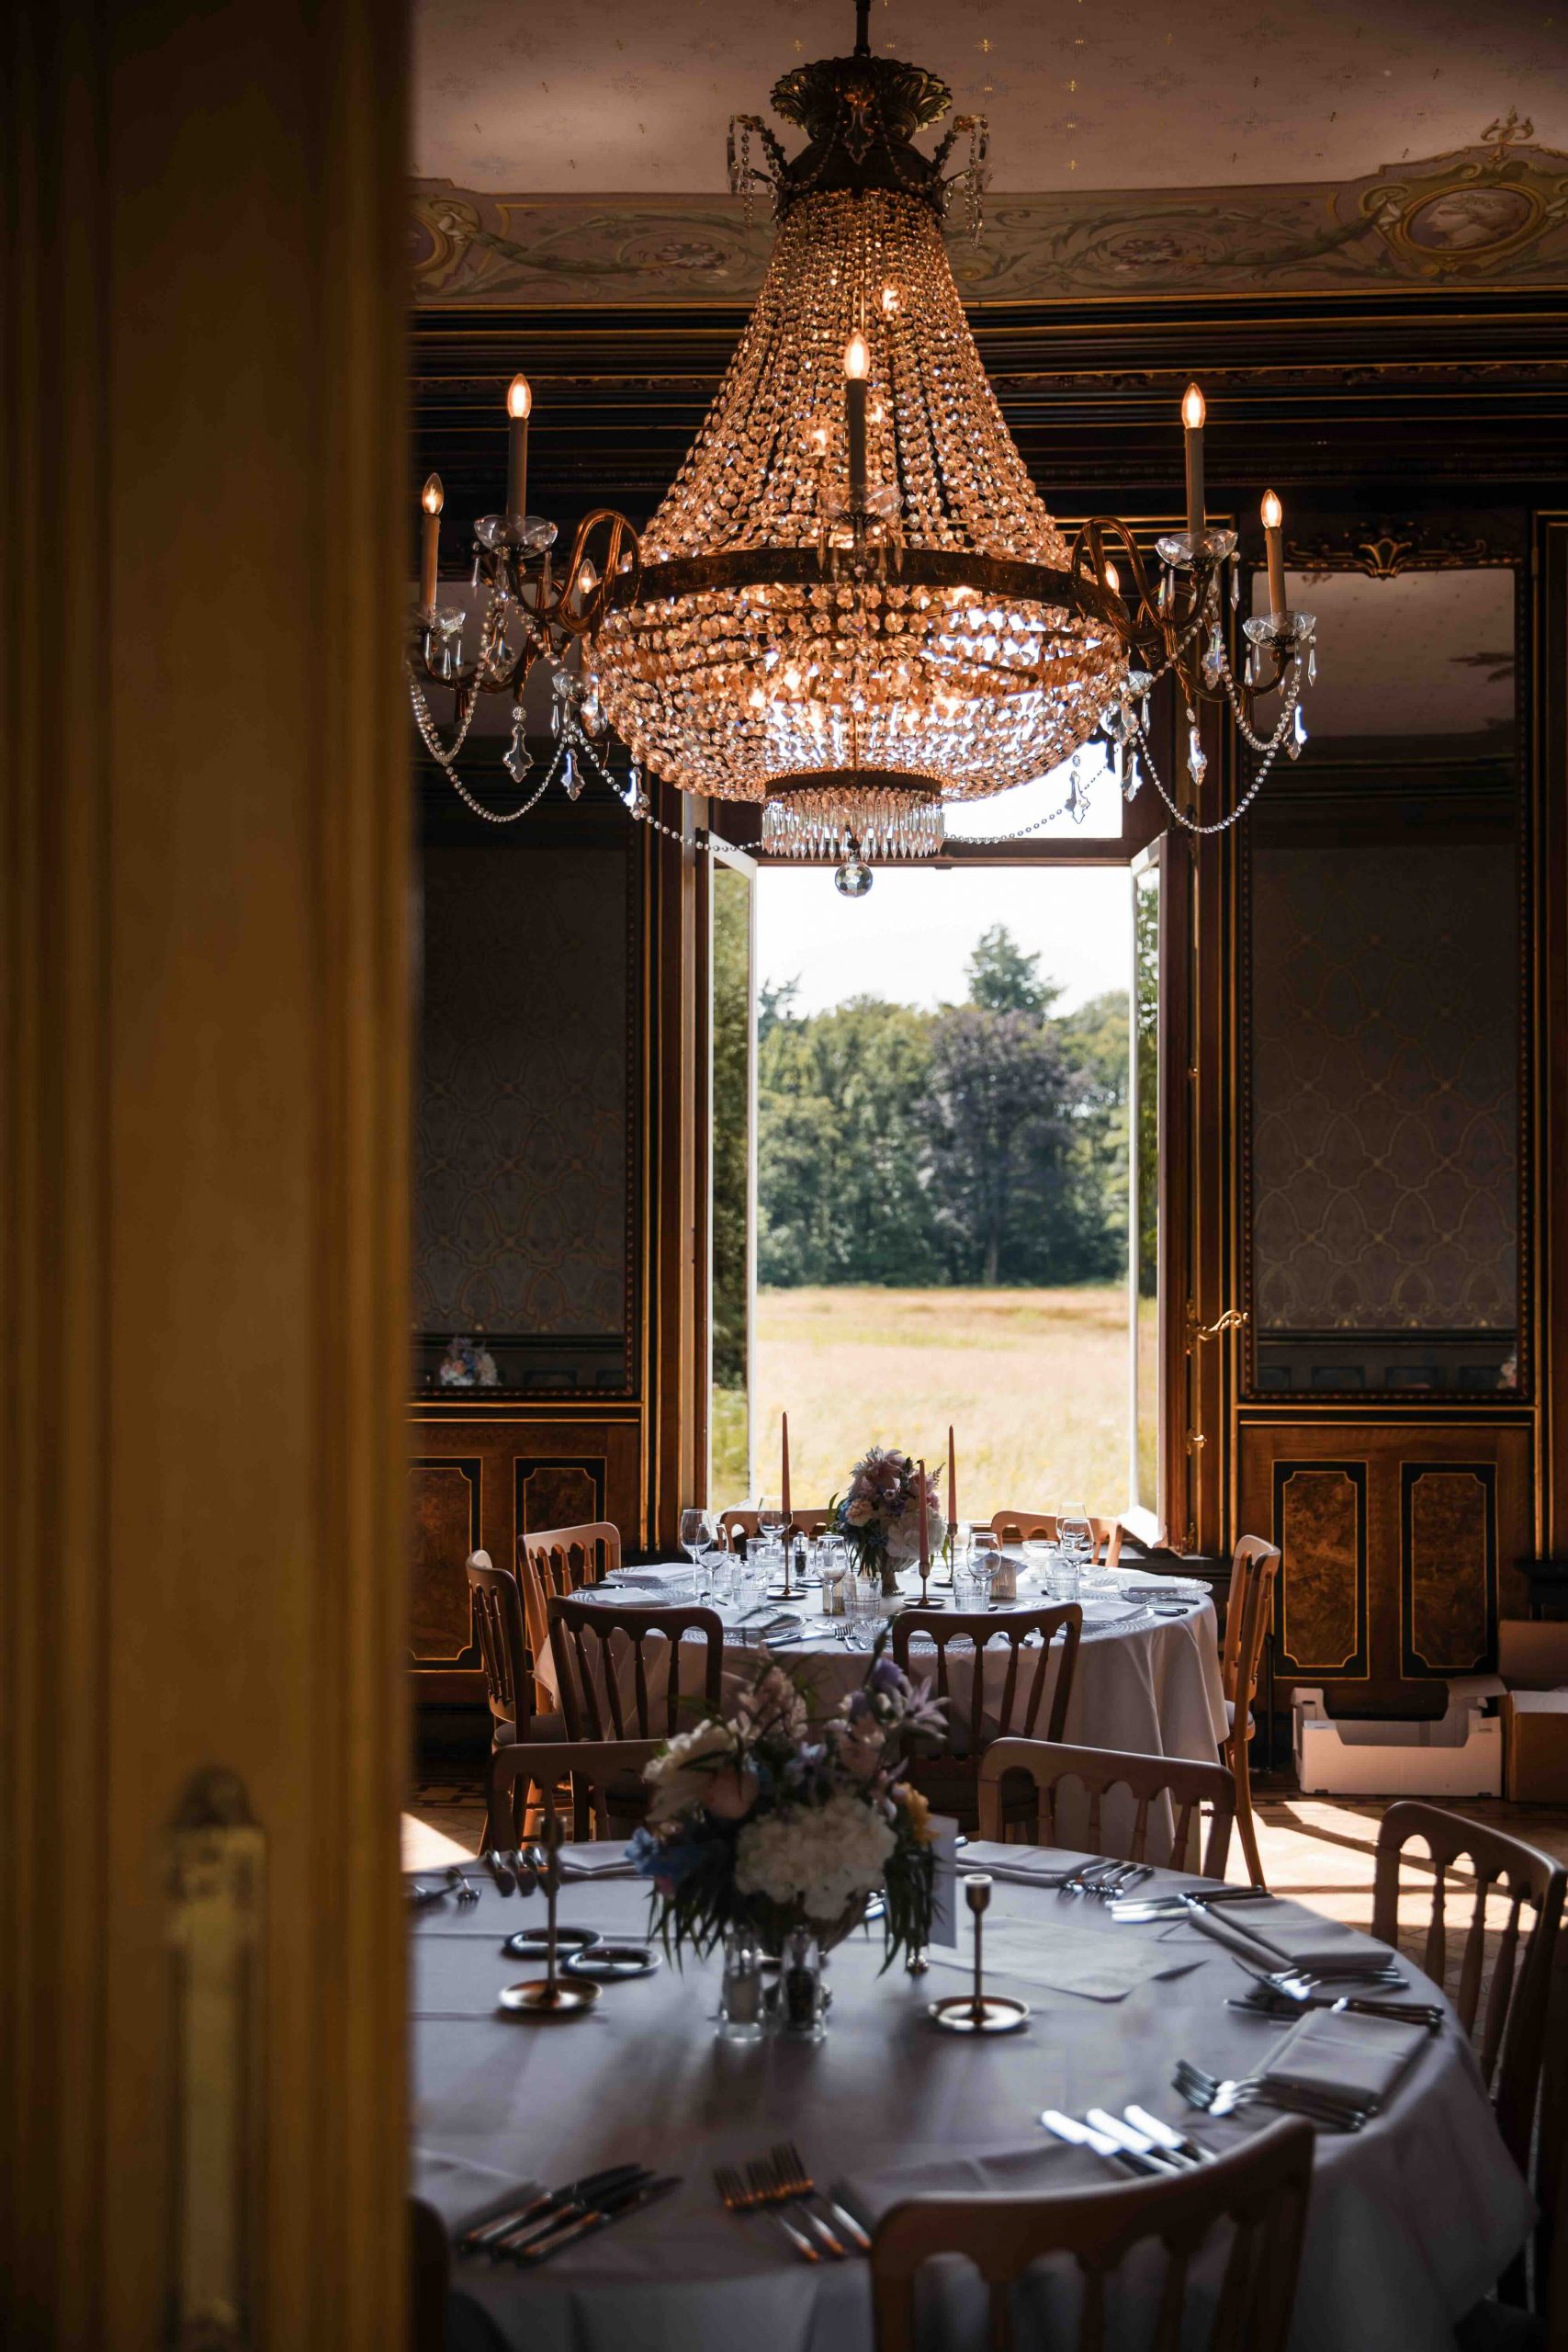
[1041,2110,1159,2176]
[1084,2108,1189,2171]
[1123,2104,1217,2164]
[517,2174,682,2264]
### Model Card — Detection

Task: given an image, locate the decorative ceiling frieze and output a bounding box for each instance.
[412,125,1568,309]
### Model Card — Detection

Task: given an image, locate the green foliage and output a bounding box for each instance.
[757,924,1128,1289]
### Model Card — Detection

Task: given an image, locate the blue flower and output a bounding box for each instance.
[625,1826,665,1878]
[869,1655,909,1698]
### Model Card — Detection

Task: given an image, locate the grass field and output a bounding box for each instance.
[715,1283,1133,1520]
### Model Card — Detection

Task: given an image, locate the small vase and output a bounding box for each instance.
[779,1928,828,2041]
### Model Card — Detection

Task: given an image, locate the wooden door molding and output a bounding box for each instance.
[2,5,410,2341]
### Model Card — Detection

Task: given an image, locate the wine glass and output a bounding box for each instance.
[680,1507,716,1600]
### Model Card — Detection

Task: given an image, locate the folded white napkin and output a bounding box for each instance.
[556,1841,643,1879]
[924,1912,1201,2002]
[1261,2007,1428,2110]
[957,1841,1098,1881]
[1190,1896,1393,1976]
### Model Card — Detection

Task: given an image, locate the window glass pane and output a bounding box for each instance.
[709,860,754,1496]
[1130,859,1161,1517]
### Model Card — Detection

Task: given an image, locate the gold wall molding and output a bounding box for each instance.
[2,3,410,2342]
[412,131,1568,309]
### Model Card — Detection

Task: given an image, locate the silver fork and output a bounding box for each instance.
[1059,1858,1130,1895]
[773,2142,871,2252]
[714,2165,820,2263]
[1172,2057,1370,2130]
[746,2154,845,2257]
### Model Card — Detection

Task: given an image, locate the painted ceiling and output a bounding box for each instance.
[411,1,1568,304]
[412,0,1562,198]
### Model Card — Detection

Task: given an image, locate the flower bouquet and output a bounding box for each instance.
[833,1443,945,1599]
[627,1637,944,2028]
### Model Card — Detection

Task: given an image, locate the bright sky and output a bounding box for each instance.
[755,761,1134,1017]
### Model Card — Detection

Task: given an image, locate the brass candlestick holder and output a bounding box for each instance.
[929,1874,1029,2035]
[498,1804,600,2018]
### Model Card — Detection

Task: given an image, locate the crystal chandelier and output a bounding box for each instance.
[409,2,1317,875]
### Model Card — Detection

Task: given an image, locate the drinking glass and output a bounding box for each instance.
[1057,1508,1094,1563]
[716,1930,767,2044]
[680,1507,716,1599]
[846,1576,884,1649]
[954,1562,996,1612]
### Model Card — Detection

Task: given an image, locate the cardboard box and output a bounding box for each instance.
[1293,1679,1503,1797]
[1502,1690,1568,1804]
[1498,1620,1568,1690]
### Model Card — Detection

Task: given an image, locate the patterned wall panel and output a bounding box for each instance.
[1249,838,1517,1363]
[413,841,636,1387]
[1272,1462,1368,1679]
[516,1456,607,1541]
[409,1458,480,1666]
[1401,1463,1496,1678]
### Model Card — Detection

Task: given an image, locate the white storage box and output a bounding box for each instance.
[1293,1679,1504,1798]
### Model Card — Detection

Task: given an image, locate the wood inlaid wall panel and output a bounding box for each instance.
[1402,1464,1495,1678]
[1272,1463,1368,1679]
[1240,1419,1530,1714]
[409,1459,480,1666]
[408,1414,639,1697]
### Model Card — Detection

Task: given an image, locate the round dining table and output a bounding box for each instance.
[410,1854,1532,2352]
[542,1562,1231,1780]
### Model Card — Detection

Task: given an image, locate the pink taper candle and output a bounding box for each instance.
[918,1461,930,1569]
[947,1424,957,1530]
[781,1411,791,1521]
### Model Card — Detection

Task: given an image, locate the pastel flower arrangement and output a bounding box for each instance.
[833,1443,945,1587]
[627,1635,944,1967]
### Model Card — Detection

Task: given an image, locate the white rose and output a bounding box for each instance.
[644,1718,738,1823]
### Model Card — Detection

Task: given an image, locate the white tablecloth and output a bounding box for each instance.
[410,1863,1532,2352]
[542,1566,1229,1790]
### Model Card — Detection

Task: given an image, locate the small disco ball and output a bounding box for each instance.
[834,858,873,899]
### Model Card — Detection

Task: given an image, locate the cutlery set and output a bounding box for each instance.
[1172,2055,1380,2132]
[458,2165,681,2266]
[715,2143,871,2264]
[1226,1959,1442,2030]
[1106,1883,1272,1923]
[1041,2106,1216,2174]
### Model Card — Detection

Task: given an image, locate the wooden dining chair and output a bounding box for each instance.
[716,1505,832,1542]
[548,1594,725,1743]
[489,1736,663,1841]
[988,1510,1125,1566]
[1218,1533,1280,1890]
[891,1604,1082,1830]
[517,1521,620,1699]
[977,1737,1237,1879]
[1373,1803,1566,2193]
[465,1549,566,1848]
[871,2113,1314,2352]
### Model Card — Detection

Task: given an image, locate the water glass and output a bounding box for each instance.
[778,1928,828,2041]
[953,1562,995,1613]
[1048,1548,1082,1603]
[845,1576,885,1648]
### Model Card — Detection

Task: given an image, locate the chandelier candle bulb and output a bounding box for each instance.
[1181,383,1207,546]
[419,473,443,611]
[843,332,870,510]
[506,373,532,520]
[1261,489,1288,623]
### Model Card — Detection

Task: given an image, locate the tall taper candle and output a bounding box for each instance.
[918,1461,930,1570]
[1261,488,1287,623]
[843,332,870,511]
[506,373,532,519]
[1181,382,1206,546]
[781,1410,791,1521]
[947,1424,957,1531]
[419,473,443,611]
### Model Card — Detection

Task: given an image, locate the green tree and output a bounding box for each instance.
[1057,987,1131,1264]
[965,924,1059,1017]
[758,996,941,1284]
[919,1006,1103,1285]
